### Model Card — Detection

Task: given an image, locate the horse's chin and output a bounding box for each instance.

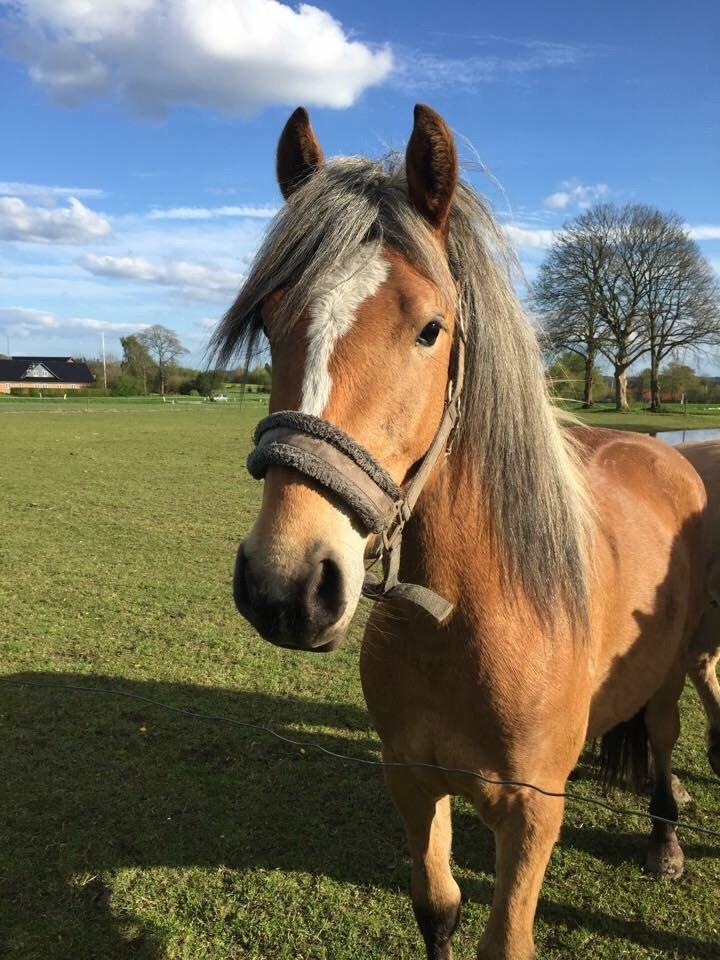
[253,605,355,653]
[263,631,345,654]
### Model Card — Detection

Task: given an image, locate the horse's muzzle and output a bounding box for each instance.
[233,542,346,651]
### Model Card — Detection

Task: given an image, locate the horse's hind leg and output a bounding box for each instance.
[385,769,461,960]
[644,668,686,879]
[688,605,720,777]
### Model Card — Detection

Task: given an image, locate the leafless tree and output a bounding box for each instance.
[137,325,188,395]
[536,203,719,412]
[592,205,660,411]
[534,207,614,407]
[634,209,720,410]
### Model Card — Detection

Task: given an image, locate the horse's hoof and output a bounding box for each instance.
[645,835,685,879]
[709,730,720,778]
[671,774,691,806]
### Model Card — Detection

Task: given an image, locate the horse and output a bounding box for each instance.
[211,104,712,960]
[679,441,720,776]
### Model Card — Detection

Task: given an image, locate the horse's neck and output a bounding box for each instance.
[400,455,566,671]
[402,454,496,616]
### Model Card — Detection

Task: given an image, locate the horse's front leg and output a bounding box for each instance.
[477,790,565,960]
[385,767,462,960]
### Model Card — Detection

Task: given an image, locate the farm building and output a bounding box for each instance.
[0,356,95,393]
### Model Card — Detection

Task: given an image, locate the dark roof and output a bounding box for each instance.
[12,355,78,362]
[0,357,95,384]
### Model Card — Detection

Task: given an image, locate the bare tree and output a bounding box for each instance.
[593,205,661,411]
[536,204,718,412]
[634,209,720,411]
[137,325,188,395]
[534,207,614,407]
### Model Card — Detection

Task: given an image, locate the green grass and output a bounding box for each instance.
[570,401,720,433]
[0,403,718,960]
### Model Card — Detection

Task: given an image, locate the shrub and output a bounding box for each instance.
[111,374,143,397]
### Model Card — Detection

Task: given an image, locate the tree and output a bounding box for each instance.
[546,351,608,404]
[194,370,225,397]
[121,335,156,394]
[534,207,613,407]
[244,365,272,391]
[659,362,701,403]
[111,373,143,396]
[535,203,720,412]
[634,210,720,411]
[137,325,189,395]
[80,353,122,392]
[535,204,650,411]
[592,205,660,411]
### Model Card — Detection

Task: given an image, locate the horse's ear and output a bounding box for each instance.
[405,103,458,234]
[276,107,324,200]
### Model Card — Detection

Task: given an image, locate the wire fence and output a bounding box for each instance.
[2,678,718,842]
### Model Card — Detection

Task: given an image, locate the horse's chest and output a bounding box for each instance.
[359,630,530,770]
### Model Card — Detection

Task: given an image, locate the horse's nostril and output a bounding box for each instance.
[317,557,343,619]
[305,555,345,628]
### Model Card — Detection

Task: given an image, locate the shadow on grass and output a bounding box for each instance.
[1,672,717,959]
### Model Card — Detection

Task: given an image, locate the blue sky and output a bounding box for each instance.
[1,0,718,369]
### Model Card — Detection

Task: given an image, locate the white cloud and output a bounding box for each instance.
[80,253,243,300]
[147,205,278,221]
[502,223,556,250]
[0,305,144,338]
[0,195,111,243]
[5,0,393,117]
[0,181,105,199]
[687,225,720,241]
[394,39,593,91]
[543,180,610,210]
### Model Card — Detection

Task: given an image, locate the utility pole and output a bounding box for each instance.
[101,331,107,390]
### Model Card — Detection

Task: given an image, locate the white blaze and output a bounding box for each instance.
[300,248,389,416]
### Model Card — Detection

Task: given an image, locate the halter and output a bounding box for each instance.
[247,328,465,624]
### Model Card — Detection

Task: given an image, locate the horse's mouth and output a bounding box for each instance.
[269,635,342,654]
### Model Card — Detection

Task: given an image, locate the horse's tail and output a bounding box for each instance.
[597,707,650,793]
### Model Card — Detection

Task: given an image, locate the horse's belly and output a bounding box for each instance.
[586,527,699,738]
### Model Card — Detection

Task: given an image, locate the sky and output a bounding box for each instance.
[0,0,718,370]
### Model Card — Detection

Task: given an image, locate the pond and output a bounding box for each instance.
[653,428,720,445]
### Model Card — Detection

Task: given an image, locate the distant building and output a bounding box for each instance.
[0,356,95,393]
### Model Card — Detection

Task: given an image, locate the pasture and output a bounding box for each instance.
[1,401,718,959]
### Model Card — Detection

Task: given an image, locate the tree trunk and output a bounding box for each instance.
[649,352,662,412]
[160,369,165,396]
[582,351,595,408]
[614,364,629,411]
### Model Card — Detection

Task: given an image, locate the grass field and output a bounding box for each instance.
[570,401,720,434]
[1,401,718,960]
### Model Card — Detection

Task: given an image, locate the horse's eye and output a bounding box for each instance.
[416,319,442,347]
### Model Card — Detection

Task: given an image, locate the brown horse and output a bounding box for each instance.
[679,441,720,776]
[212,105,711,959]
